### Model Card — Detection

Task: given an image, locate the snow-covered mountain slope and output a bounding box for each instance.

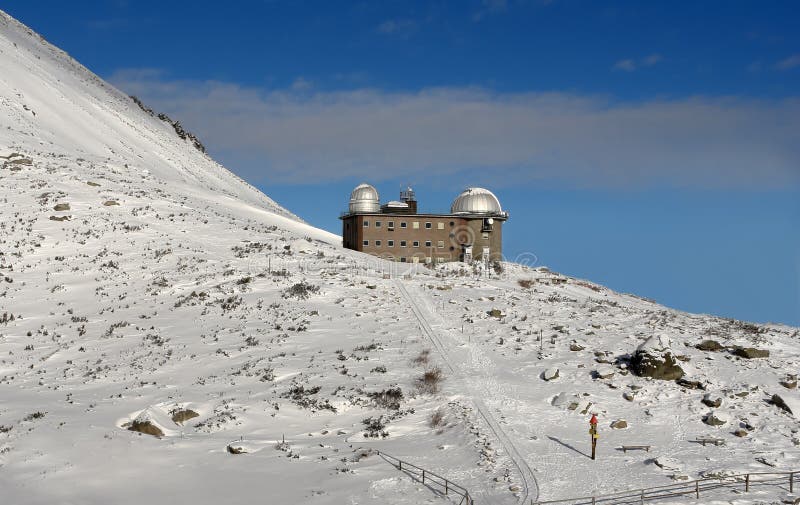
[1,9,799,505]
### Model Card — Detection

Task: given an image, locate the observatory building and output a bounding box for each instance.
[340,184,509,263]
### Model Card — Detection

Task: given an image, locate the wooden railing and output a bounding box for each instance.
[376,450,475,505]
[532,470,797,505]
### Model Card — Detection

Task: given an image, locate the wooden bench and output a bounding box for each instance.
[696,438,725,446]
[621,445,651,453]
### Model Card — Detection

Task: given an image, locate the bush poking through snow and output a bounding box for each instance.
[127,420,164,437]
[171,409,199,424]
[282,282,320,300]
[430,408,446,428]
[416,367,443,394]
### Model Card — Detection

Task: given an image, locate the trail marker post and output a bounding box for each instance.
[589,414,599,460]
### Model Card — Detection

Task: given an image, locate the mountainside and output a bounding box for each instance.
[1,10,799,505]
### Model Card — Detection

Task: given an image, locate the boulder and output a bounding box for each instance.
[631,335,684,381]
[610,419,627,429]
[701,393,723,408]
[677,378,705,390]
[103,200,120,206]
[551,392,571,407]
[488,308,505,318]
[695,340,723,352]
[623,391,636,402]
[569,341,585,351]
[703,411,730,426]
[171,409,199,424]
[732,347,769,359]
[654,457,682,471]
[771,394,800,417]
[542,368,559,381]
[595,366,615,379]
[227,444,247,454]
[733,429,748,437]
[53,203,70,211]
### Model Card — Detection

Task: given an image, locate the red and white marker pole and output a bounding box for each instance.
[589,414,599,460]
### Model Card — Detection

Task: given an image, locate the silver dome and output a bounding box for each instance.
[349,183,380,213]
[450,187,502,215]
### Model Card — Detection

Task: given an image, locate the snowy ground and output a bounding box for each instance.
[1,9,799,505]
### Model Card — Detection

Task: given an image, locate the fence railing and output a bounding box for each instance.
[376,450,475,505]
[532,470,796,505]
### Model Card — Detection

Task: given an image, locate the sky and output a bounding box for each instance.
[4,0,799,326]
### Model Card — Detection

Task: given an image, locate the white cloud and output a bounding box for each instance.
[642,53,662,66]
[109,69,800,189]
[776,54,800,70]
[613,59,637,72]
[614,54,662,72]
[377,18,418,36]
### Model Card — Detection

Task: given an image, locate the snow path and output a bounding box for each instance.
[395,279,540,504]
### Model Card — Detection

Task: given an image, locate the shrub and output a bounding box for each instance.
[429,408,445,428]
[517,279,534,289]
[412,349,430,366]
[416,367,443,394]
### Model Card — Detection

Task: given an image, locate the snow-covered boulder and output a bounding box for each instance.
[703,410,730,426]
[631,334,684,381]
[702,393,723,408]
[610,419,628,429]
[542,368,560,381]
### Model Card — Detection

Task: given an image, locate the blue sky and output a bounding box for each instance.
[4,0,799,325]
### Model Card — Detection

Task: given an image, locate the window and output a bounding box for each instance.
[400,240,407,247]
[413,241,420,248]
[375,221,381,228]
[363,221,369,227]
[388,240,394,247]
[363,240,369,246]
[400,257,407,263]
[437,222,444,230]
[425,222,432,229]
[437,240,444,248]
[412,221,419,229]
[425,240,432,247]
[400,222,407,229]
[375,240,382,246]
[449,221,455,227]
[388,221,394,229]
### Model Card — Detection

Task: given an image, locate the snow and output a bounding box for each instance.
[1,8,800,505]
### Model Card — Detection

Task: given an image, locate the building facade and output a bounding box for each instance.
[340,184,508,263]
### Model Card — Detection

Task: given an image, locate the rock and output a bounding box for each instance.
[542,368,559,381]
[695,340,723,352]
[53,203,70,211]
[49,215,70,221]
[509,484,521,492]
[127,420,164,437]
[610,419,627,429]
[733,429,748,437]
[654,457,682,471]
[171,409,199,424]
[732,347,769,359]
[631,335,684,381]
[595,367,615,379]
[677,378,705,390]
[701,393,723,408]
[771,394,800,417]
[488,308,504,318]
[551,392,571,407]
[780,378,798,390]
[103,200,120,206]
[227,444,247,454]
[756,456,778,467]
[623,391,635,401]
[570,341,585,351]
[703,411,730,426]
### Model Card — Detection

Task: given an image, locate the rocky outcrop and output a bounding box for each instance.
[695,339,723,352]
[631,335,684,381]
[732,347,769,359]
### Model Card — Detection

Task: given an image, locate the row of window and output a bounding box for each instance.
[364,220,450,230]
[363,239,445,248]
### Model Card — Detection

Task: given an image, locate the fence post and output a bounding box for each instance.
[791,472,795,493]
[398,460,402,471]
[695,480,699,499]
[592,497,596,505]
[422,469,426,484]
[745,474,750,492]
[640,488,645,504]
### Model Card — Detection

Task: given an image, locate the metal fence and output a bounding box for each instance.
[377,450,475,505]
[532,470,797,505]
